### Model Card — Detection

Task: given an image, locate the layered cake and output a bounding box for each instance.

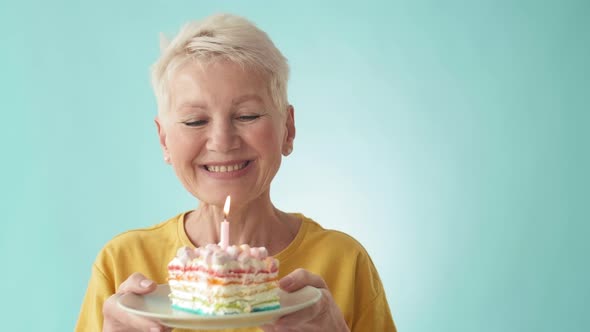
[167,244,280,315]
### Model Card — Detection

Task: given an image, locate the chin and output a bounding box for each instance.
[194,189,241,207]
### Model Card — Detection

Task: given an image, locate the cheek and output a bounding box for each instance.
[253,121,284,151]
[168,131,204,160]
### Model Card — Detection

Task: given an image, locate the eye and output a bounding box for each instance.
[183,119,208,127]
[236,114,261,122]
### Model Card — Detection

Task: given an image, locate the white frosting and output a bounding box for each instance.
[169,245,278,272]
[170,280,277,297]
[169,287,280,315]
[170,287,279,304]
[169,269,278,286]
[168,244,280,315]
[170,297,279,315]
[226,245,239,258]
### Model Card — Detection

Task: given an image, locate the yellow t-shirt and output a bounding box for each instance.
[76,212,396,332]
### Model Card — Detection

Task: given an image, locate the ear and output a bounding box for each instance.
[155,116,171,164]
[282,105,296,156]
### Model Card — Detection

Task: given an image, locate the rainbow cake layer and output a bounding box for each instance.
[167,244,280,315]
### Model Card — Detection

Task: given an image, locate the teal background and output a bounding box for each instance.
[1,0,588,331]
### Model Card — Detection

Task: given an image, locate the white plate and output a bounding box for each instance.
[117,284,322,329]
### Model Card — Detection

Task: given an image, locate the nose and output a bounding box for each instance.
[206,119,240,152]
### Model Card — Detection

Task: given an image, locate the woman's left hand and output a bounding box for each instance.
[261,268,350,332]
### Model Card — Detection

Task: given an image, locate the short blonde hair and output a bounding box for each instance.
[151,14,290,114]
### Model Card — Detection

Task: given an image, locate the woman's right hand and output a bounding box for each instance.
[102,272,172,332]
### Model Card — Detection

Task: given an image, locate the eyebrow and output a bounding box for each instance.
[232,94,263,105]
[176,94,263,110]
[177,101,206,110]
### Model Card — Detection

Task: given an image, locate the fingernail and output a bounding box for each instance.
[140,279,154,288]
[279,276,293,289]
[149,328,161,332]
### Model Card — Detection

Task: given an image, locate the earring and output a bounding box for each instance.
[284,146,293,156]
[164,156,170,163]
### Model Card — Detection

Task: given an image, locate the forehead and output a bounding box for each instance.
[168,59,270,108]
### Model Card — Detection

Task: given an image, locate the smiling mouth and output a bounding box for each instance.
[204,161,251,173]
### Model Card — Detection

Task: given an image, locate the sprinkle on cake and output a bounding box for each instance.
[168,244,280,315]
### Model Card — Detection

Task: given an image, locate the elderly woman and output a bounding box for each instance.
[76,14,395,332]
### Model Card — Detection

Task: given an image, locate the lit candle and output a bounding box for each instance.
[219,195,231,249]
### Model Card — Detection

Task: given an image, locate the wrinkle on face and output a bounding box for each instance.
[158,59,289,207]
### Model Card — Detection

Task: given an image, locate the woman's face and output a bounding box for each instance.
[156,60,294,207]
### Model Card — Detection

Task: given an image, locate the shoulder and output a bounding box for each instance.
[93,212,184,272]
[297,214,370,257]
[104,213,180,251]
[110,214,180,245]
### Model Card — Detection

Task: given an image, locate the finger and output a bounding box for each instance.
[123,314,169,332]
[145,323,173,332]
[118,272,157,295]
[279,268,327,292]
[272,289,343,329]
[259,324,278,332]
[160,325,173,332]
[273,306,315,327]
[273,292,326,326]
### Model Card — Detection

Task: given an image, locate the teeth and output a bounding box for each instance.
[207,162,248,173]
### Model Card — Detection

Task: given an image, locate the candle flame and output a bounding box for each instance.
[223,195,231,218]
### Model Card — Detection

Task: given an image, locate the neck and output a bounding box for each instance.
[184,192,299,255]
